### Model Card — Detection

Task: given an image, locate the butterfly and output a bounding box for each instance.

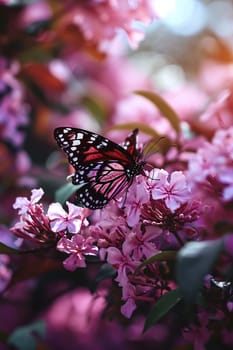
[54,127,146,209]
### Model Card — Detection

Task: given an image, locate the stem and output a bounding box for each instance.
[134,295,155,302]
[171,230,184,246]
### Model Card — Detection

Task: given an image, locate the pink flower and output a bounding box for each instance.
[141,199,201,244]
[0,254,11,292]
[106,246,139,286]
[121,283,137,318]
[60,1,157,52]
[227,301,233,312]
[200,90,232,131]
[187,127,233,202]
[11,203,55,244]
[221,172,233,201]
[200,61,233,94]
[0,57,29,147]
[224,234,233,258]
[47,201,89,234]
[151,170,190,211]
[57,234,98,271]
[13,188,44,215]
[124,178,150,227]
[11,188,57,244]
[18,0,52,28]
[0,225,17,292]
[187,143,218,183]
[123,227,160,261]
[89,202,129,255]
[121,297,136,319]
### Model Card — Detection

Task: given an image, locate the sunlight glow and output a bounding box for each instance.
[156,0,207,36]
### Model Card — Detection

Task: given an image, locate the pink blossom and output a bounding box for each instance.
[141,199,201,244]
[121,283,137,319]
[89,202,129,254]
[60,1,157,52]
[212,127,233,156]
[18,0,52,28]
[224,234,233,258]
[47,201,89,234]
[163,85,207,123]
[15,150,31,175]
[0,254,11,292]
[0,225,16,292]
[57,234,98,271]
[221,172,233,201]
[121,297,136,319]
[11,188,58,244]
[200,90,232,130]
[227,301,233,312]
[44,288,131,350]
[13,188,44,215]
[151,170,190,211]
[199,61,233,94]
[11,201,55,244]
[106,246,139,286]
[187,127,233,203]
[123,228,160,261]
[124,178,150,227]
[0,58,29,147]
[187,143,218,183]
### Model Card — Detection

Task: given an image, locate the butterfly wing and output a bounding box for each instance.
[74,160,132,208]
[54,127,139,209]
[121,128,139,158]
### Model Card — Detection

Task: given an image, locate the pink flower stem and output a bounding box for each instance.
[171,230,184,246]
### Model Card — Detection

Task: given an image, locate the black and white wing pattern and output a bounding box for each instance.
[54,127,145,209]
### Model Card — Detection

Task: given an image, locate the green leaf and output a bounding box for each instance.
[144,288,182,333]
[108,122,163,138]
[136,251,177,272]
[108,123,173,155]
[91,263,116,292]
[134,90,181,134]
[8,320,46,350]
[142,136,172,156]
[55,182,83,205]
[176,239,224,302]
[0,242,21,255]
[80,95,107,124]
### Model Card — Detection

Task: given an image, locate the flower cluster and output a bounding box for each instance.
[187,127,233,203]
[10,169,202,318]
[87,169,201,318]
[58,0,157,52]
[11,188,98,270]
[0,58,29,148]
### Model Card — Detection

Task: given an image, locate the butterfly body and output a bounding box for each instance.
[54,127,145,209]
